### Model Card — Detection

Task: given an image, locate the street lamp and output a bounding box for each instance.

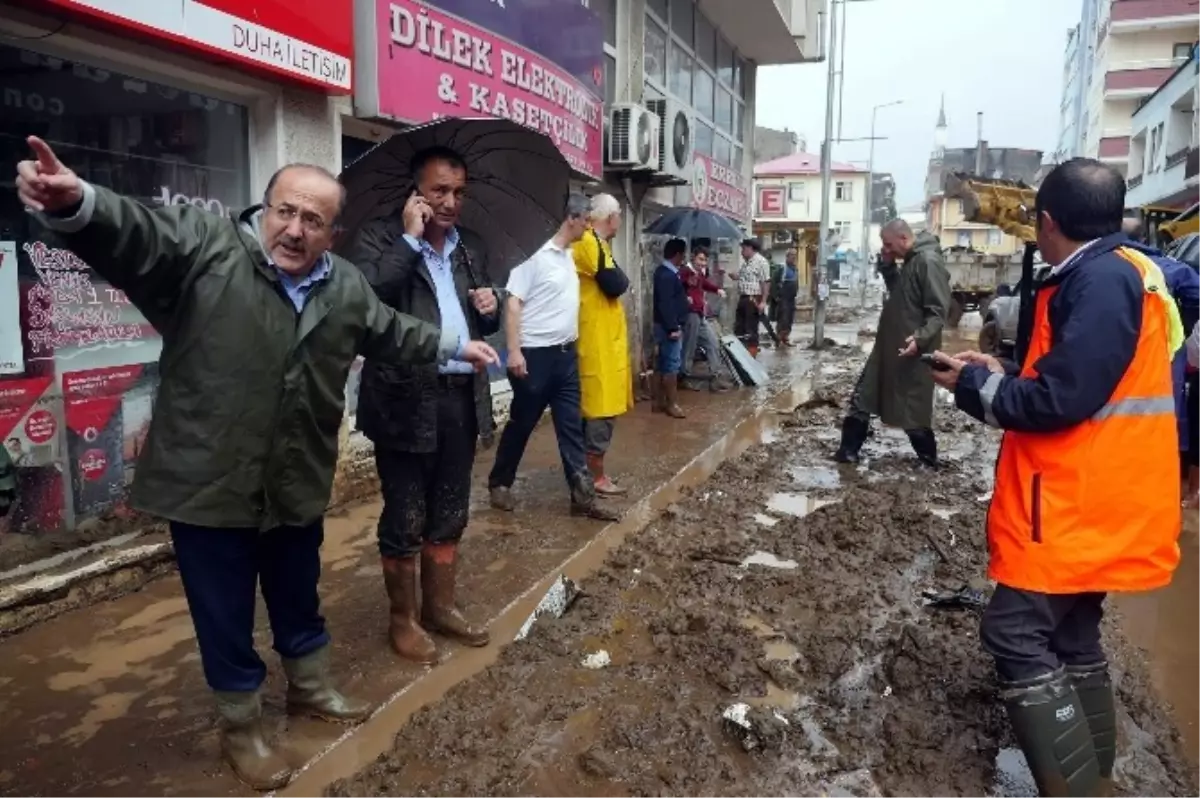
[859,99,904,306]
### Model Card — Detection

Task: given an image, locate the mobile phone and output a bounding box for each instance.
[919,353,953,372]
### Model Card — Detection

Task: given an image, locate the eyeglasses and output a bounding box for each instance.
[266,202,330,234]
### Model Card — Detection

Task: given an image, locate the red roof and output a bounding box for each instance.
[754,152,866,176]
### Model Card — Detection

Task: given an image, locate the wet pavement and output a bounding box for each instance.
[0,336,825,797]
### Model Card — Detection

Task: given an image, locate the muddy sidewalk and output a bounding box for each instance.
[330,357,1198,797]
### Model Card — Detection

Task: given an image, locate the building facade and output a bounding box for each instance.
[753,124,805,165]
[926,195,1023,256]
[1126,44,1198,209]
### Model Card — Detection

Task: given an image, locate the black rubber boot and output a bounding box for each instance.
[1067,661,1117,794]
[905,427,939,469]
[833,415,869,463]
[1000,668,1101,797]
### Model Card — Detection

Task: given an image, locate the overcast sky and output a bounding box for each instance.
[755,0,1081,207]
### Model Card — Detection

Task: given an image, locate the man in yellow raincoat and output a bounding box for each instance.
[573,194,634,496]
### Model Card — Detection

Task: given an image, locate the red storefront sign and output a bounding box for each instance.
[756,185,787,218]
[43,0,352,93]
[691,154,749,223]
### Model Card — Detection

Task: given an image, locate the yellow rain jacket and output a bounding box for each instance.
[573,229,634,420]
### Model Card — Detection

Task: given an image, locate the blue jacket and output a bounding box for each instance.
[956,233,1147,431]
[653,262,689,333]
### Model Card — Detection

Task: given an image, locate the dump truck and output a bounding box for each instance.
[942,248,1023,328]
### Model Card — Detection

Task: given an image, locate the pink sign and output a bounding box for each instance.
[373,0,604,179]
[756,185,787,218]
[690,154,749,222]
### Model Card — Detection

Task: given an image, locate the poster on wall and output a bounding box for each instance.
[63,365,159,520]
[0,242,22,375]
[0,376,65,534]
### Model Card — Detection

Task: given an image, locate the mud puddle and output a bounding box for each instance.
[326,350,1196,798]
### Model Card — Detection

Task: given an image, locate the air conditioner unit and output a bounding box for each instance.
[774,230,794,245]
[646,97,695,180]
[606,103,660,170]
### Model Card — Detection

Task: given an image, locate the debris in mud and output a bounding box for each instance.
[721,702,790,752]
[740,551,799,570]
[580,650,611,669]
[514,575,580,641]
[921,584,987,611]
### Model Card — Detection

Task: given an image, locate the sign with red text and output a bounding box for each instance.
[691,154,749,223]
[44,0,352,92]
[0,242,20,375]
[756,185,787,218]
[357,0,604,179]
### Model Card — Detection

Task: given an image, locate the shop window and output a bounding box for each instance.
[717,36,734,86]
[671,0,694,49]
[695,121,715,158]
[668,43,693,104]
[715,86,733,133]
[733,145,743,172]
[644,20,668,86]
[604,53,617,108]
[693,68,714,122]
[695,12,716,69]
[714,134,731,166]
[647,0,668,23]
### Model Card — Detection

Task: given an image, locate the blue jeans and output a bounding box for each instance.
[654,324,683,375]
[488,342,589,492]
[170,520,330,692]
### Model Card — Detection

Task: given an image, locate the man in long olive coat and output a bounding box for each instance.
[834,219,952,467]
[15,136,497,791]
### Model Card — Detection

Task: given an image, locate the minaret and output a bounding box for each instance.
[933,93,948,159]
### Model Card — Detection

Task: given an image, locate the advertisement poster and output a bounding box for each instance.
[0,241,21,375]
[374,0,604,178]
[0,376,65,534]
[690,154,750,224]
[63,365,159,520]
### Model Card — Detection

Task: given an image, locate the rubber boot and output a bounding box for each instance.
[214,690,294,791]
[587,452,627,496]
[748,344,760,358]
[380,555,437,664]
[282,645,373,723]
[650,373,665,413]
[1067,661,1117,795]
[569,470,620,521]
[833,415,869,464]
[1000,668,1101,797]
[420,542,490,647]
[662,375,686,418]
[906,427,939,469]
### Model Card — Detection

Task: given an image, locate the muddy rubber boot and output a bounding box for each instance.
[1000,668,1101,797]
[833,415,869,464]
[650,373,665,413]
[569,471,620,521]
[662,375,686,419]
[214,690,294,791]
[906,427,939,469]
[381,556,437,664]
[1067,661,1117,794]
[420,543,491,647]
[587,452,627,497]
[489,485,516,512]
[282,645,373,723]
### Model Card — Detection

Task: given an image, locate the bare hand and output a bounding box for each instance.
[402,192,434,239]
[757,300,766,313]
[507,349,528,379]
[929,351,965,390]
[954,350,1006,374]
[898,335,918,357]
[717,289,726,299]
[459,340,499,372]
[669,330,681,340]
[16,136,83,213]
[469,288,498,316]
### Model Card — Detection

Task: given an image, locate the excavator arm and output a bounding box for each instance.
[943,172,1037,242]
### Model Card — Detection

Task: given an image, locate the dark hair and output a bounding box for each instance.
[741,237,761,251]
[692,246,710,259]
[411,146,469,185]
[1035,158,1125,241]
[664,238,687,260]
[263,163,346,222]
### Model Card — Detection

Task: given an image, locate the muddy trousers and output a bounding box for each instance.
[983,585,1114,796]
[170,520,329,692]
[375,381,478,559]
[776,282,798,339]
[734,295,761,349]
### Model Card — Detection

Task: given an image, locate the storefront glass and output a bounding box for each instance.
[0,42,250,535]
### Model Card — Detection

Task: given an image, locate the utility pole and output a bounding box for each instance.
[859,100,902,307]
[975,111,986,174]
[812,0,839,350]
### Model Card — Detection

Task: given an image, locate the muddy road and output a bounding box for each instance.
[329,351,1197,797]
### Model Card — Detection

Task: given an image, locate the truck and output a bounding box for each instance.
[942,248,1023,328]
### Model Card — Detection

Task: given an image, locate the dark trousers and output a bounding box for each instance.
[489,342,589,492]
[777,281,798,337]
[980,584,1107,682]
[376,380,477,559]
[734,295,761,347]
[170,520,329,692]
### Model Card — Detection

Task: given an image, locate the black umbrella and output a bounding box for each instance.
[336,117,572,276]
[643,207,744,241]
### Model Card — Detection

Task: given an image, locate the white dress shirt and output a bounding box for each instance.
[506,238,580,347]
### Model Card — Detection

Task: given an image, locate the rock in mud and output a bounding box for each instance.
[721,703,789,752]
[514,574,580,641]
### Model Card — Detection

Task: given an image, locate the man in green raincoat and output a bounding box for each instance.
[833,220,952,467]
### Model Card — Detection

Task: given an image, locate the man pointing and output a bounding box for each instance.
[15,136,497,790]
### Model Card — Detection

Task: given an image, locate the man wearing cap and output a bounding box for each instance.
[731,238,771,357]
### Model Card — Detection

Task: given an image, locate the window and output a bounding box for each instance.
[671,0,694,48]
[714,134,731,166]
[734,56,747,99]
[732,99,743,142]
[987,229,1003,247]
[717,36,734,86]
[647,0,668,22]
[695,12,716,68]
[1173,42,1195,60]
[788,182,805,201]
[644,21,667,85]
[668,42,693,101]
[693,68,714,121]
[957,231,971,248]
[835,181,853,202]
[733,145,743,171]
[695,121,715,157]
[599,0,617,47]
[604,53,617,107]
[715,86,733,133]
[833,221,853,241]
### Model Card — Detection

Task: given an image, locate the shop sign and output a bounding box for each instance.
[691,154,749,223]
[358,0,603,179]
[45,0,353,92]
[756,185,787,218]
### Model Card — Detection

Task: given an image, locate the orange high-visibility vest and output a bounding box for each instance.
[987,249,1181,594]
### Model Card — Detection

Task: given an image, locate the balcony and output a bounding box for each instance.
[1110,0,1200,32]
[1126,48,1198,205]
[1188,147,1199,181]
[1104,67,1176,97]
[696,0,822,65]
[1098,136,1132,159]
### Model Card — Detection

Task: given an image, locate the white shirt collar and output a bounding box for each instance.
[1050,239,1099,276]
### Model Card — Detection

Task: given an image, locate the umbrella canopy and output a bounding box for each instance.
[336,117,572,276]
[643,207,744,242]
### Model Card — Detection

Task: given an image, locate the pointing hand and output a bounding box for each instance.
[16,136,83,214]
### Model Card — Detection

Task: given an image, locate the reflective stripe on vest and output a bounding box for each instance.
[1090,394,1176,421]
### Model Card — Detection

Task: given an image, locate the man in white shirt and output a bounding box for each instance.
[488,194,619,521]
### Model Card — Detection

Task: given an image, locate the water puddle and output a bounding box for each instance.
[740,551,799,570]
[790,465,841,490]
[753,513,779,527]
[741,615,803,711]
[928,506,957,520]
[765,492,838,518]
[991,747,1037,797]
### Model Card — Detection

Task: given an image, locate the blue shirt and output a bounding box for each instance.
[663,259,679,275]
[784,265,797,282]
[403,229,474,374]
[273,253,332,312]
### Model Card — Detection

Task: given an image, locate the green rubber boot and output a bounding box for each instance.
[1000,668,1101,797]
[1067,661,1117,795]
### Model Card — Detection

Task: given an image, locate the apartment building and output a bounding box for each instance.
[1126,44,1198,209]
